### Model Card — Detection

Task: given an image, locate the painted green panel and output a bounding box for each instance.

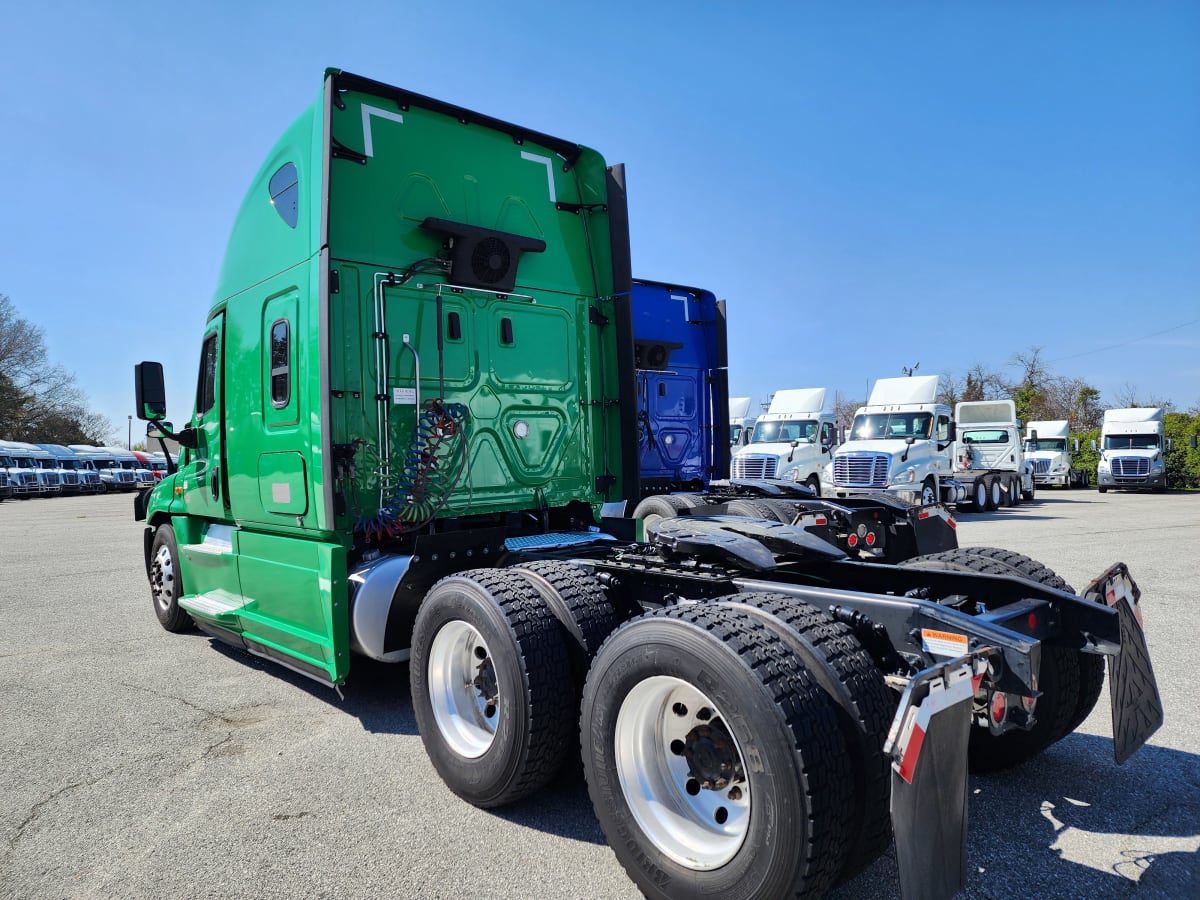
[235,531,349,682]
[258,452,309,515]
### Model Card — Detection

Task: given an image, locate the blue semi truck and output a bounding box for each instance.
[632,279,729,495]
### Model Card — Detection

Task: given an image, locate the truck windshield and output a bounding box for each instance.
[752,419,818,444]
[1026,438,1066,452]
[1105,434,1160,450]
[851,412,932,441]
[962,430,1009,445]
[15,459,35,468]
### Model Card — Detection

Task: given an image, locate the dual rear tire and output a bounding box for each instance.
[410,569,894,897]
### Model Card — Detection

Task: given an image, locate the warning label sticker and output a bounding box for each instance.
[393,387,416,405]
[921,628,970,658]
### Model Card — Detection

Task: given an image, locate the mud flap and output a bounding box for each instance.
[907,503,958,555]
[885,655,988,900]
[1084,563,1164,764]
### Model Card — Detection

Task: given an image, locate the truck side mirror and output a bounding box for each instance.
[946,422,956,442]
[839,425,847,443]
[1073,438,1080,452]
[1166,438,1173,452]
[1192,435,1198,450]
[134,362,167,421]
[1030,430,1039,443]
[1090,439,1098,452]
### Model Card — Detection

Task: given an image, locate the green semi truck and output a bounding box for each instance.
[134,69,1162,899]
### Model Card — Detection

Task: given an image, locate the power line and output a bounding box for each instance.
[1050,315,1200,363]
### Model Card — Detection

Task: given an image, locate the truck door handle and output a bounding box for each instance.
[210,467,220,501]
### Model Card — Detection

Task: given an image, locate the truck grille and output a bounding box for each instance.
[0,473,8,487]
[64,472,79,485]
[1112,457,1149,477]
[1032,459,1051,474]
[731,455,778,479]
[117,471,136,484]
[834,453,889,488]
[44,473,61,486]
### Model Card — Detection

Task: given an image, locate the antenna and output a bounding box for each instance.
[901,362,920,377]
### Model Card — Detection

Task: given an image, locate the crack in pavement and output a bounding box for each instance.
[3,765,119,861]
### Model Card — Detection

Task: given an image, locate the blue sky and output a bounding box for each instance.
[2,1,1197,440]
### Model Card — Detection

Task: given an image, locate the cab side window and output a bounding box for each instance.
[269,163,299,228]
[270,319,290,407]
[936,415,950,441]
[196,334,218,416]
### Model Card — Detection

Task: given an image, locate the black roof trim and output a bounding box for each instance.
[330,70,583,170]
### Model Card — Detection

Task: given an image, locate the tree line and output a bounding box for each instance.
[0,294,113,444]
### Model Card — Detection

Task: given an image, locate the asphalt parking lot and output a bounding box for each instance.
[1,489,1197,899]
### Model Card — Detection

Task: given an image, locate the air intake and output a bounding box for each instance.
[421,217,546,294]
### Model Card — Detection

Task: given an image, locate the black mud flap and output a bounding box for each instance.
[907,503,958,555]
[885,654,988,900]
[1084,563,1164,764]
[133,488,151,522]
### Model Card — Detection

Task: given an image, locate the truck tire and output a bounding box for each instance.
[150,524,193,633]
[920,476,938,506]
[716,593,895,879]
[902,546,1104,730]
[410,568,574,808]
[988,477,1003,510]
[972,479,988,511]
[631,493,697,526]
[508,560,622,690]
[1010,476,1022,506]
[1022,478,1036,501]
[805,475,821,497]
[725,498,790,522]
[582,603,853,899]
[898,549,1083,772]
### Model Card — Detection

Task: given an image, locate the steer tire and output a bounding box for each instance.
[149,524,193,633]
[631,493,697,524]
[582,603,853,899]
[410,568,574,808]
[716,593,895,880]
[899,549,1083,772]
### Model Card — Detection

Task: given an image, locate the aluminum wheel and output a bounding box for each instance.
[427,620,499,758]
[150,544,175,614]
[615,675,752,870]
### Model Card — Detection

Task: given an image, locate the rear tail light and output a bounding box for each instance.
[989,691,1007,726]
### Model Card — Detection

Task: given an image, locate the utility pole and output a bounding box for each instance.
[127,415,132,450]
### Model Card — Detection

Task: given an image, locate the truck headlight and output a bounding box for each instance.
[892,466,916,484]
[1098,459,1109,472]
[1152,460,1164,473]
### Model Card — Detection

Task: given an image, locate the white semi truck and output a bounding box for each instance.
[1095,408,1168,493]
[828,376,1033,511]
[731,388,837,494]
[1024,420,1089,488]
[953,399,1036,508]
[728,396,757,447]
